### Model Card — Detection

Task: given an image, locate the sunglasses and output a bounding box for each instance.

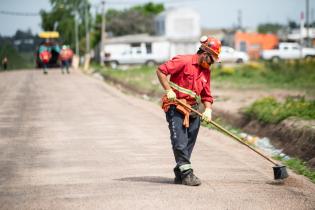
[204,53,215,64]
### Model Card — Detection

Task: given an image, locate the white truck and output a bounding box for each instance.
[102,34,199,69]
[261,42,315,61]
[103,41,170,69]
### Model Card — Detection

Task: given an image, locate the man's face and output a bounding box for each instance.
[198,53,214,69]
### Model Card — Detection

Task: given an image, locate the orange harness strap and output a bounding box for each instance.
[161,95,191,128]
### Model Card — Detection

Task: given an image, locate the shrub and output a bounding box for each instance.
[245,96,315,123]
[219,67,235,76]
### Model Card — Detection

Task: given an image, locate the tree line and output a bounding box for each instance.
[40,0,164,55]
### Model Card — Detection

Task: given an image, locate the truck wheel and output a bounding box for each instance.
[271,56,280,63]
[236,58,244,63]
[145,60,157,67]
[304,55,314,62]
[110,61,119,69]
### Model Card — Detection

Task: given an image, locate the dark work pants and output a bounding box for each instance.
[166,105,201,169]
[43,63,48,73]
[61,60,70,72]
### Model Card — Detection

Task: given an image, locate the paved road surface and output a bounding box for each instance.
[0,69,314,210]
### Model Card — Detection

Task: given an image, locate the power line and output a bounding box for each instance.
[103,0,203,5]
[0,10,39,17]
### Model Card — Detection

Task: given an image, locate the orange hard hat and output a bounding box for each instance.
[199,36,222,61]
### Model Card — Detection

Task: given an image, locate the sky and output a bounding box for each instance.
[0,0,314,36]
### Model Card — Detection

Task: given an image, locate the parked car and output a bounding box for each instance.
[219,46,249,63]
[261,42,315,61]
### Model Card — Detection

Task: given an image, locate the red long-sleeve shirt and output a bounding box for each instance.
[158,54,213,105]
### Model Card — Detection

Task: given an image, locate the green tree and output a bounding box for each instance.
[257,23,283,34]
[40,0,91,53]
[132,2,164,15]
[92,2,164,42]
[288,20,299,29]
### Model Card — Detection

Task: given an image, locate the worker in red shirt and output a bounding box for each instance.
[39,44,52,74]
[59,45,73,74]
[156,36,221,186]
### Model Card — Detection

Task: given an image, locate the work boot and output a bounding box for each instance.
[173,167,182,184]
[181,169,201,186]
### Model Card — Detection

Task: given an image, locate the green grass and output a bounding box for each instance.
[95,65,163,96]
[94,60,315,97]
[93,62,315,123]
[0,42,35,70]
[274,156,315,183]
[244,96,315,123]
[212,60,315,92]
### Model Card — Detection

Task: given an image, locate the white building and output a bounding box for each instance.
[101,7,201,67]
[155,7,201,39]
[287,28,315,47]
[287,28,315,40]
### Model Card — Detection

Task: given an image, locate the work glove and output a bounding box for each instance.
[202,108,212,122]
[166,89,176,101]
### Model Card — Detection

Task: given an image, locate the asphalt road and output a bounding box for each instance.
[0,69,314,210]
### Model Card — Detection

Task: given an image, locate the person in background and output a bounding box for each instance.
[156,36,222,186]
[2,56,8,70]
[39,44,52,74]
[59,45,73,74]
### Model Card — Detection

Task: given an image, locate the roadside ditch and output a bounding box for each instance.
[213,109,315,169]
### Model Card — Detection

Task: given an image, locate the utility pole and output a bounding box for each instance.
[312,8,314,26]
[300,11,305,59]
[100,1,106,65]
[75,11,79,56]
[306,0,310,47]
[237,9,242,30]
[85,0,90,53]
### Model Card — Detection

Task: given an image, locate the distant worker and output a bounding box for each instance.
[2,56,8,70]
[59,45,73,74]
[39,45,52,74]
[156,36,222,186]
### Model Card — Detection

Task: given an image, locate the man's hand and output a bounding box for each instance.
[166,89,176,101]
[202,108,212,122]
